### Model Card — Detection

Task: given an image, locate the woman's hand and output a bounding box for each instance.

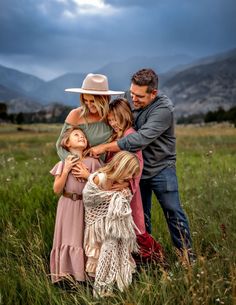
[72,162,90,180]
[63,155,80,174]
[87,144,107,158]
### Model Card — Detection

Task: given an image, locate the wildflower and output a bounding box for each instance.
[206,150,213,157]
[7,157,14,162]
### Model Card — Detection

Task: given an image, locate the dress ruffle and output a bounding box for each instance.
[84,242,101,275]
[50,244,85,283]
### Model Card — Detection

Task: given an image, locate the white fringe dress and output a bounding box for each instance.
[82,172,138,296]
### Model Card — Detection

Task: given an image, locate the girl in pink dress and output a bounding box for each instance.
[105,98,164,263]
[50,127,101,284]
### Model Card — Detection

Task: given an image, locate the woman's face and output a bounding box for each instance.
[68,129,87,149]
[83,94,98,114]
[107,112,121,133]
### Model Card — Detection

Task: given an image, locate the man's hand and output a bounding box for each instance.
[88,144,107,158]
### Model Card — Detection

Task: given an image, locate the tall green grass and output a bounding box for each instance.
[0,124,235,305]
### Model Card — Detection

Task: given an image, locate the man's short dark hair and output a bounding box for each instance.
[131,68,158,93]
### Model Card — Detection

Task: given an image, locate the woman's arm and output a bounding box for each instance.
[56,123,71,161]
[56,108,82,161]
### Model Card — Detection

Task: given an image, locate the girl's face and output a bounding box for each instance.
[67,130,87,149]
[83,94,98,114]
[107,112,121,133]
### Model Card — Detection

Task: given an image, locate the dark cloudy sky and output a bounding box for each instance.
[0,0,235,80]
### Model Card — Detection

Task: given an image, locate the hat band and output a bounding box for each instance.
[82,87,109,91]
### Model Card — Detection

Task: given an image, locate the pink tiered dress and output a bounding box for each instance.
[49,157,101,283]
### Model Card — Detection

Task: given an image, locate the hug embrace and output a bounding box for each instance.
[49,69,194,297]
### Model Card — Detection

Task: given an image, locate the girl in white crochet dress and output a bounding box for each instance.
[81,151,140,296]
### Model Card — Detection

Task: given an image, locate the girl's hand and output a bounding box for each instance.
[110,181,129,191]
[72,162,90,180]
[63,155,80,174]
[87,144,106,158]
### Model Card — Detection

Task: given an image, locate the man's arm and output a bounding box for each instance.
[88,141,120,157]
[89,107,172,156]
[118,107,172,152]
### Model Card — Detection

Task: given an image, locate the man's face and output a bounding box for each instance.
[130,83,157,109]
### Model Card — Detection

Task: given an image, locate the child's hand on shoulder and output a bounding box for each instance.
[63,155,80,174]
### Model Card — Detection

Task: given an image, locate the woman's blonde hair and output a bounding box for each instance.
[60,127,89,154]
[80,94,110,121]
[108,98,133,140]
[99,151,140,183]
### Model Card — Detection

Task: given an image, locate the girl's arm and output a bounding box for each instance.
[53,155,80,194]
[53,171,69,194]
[71,162,90,180]
[72,158,101,180]
[93,175,100,186]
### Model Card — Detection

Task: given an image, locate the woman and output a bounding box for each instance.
[56,73,124,161]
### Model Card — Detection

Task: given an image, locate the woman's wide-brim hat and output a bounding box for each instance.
[65,73,124,96]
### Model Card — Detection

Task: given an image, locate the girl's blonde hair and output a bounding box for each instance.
[108,98,133,140]
[99,151,140,183]
[60,127,89,154]
[80,94,110,121]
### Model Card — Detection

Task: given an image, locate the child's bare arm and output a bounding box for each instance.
[93,175,100,185]
[53,155,79,194]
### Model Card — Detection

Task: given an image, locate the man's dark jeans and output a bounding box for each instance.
[140,165,192,251]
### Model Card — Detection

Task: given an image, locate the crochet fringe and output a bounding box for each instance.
[83,173,138,296]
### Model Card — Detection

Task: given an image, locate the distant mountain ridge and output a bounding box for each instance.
[0,64,45,95]
[0,49,236,118]
[161,49,236,117]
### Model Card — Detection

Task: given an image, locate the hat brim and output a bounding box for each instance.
[65,88,124,95]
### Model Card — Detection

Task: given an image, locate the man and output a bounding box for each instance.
[90,68,194,262]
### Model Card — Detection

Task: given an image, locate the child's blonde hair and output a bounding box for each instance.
[80,94,110,121]
[99,151,140,183]
[60,127,89,153]
[108,98,133,140]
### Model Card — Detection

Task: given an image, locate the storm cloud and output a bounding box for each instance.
[0,0,235,79]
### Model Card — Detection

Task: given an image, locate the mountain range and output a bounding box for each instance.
[0,49,236,118]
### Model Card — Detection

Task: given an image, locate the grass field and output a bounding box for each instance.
[0,123,236,305]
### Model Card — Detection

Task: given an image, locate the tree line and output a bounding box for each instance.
[177,106,236,126]
[1,102,235,126]
[0,102,72,124]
